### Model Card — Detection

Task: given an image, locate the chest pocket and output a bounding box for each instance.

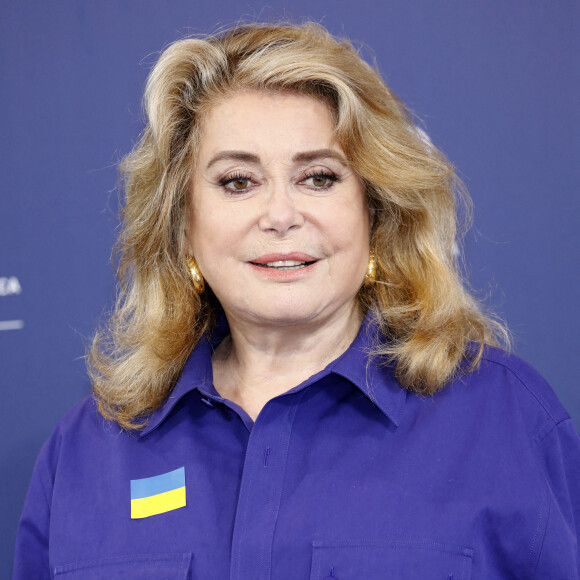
[310,540,473,580]
[53,552,192,579]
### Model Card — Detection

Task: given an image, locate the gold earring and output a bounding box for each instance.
[364,253,376,287]
[186,255,205,294]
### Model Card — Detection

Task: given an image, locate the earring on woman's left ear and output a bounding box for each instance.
[364,253,377,287]
[186,255,205,294]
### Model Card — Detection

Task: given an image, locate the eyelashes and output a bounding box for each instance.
[218,172,252,192]
[302,170,340,190]
[218,170,340,194]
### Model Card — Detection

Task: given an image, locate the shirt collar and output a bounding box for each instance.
[140,327,223,437]
[141,312,405,436]
[326,312,406,427]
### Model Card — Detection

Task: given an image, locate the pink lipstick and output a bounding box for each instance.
[248,253,319,281]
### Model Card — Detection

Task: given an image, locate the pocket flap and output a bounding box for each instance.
[53,552,193,579]
[310,539,473,580]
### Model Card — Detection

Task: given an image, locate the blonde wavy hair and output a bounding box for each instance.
[89,22,508,429]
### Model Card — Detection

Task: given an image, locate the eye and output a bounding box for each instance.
[230,178,250,191]
[302,172,339,190]
[219,174,254,193]
[311,175,330,187]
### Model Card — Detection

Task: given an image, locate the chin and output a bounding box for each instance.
[241,300,325,327]
[252,310,317,327]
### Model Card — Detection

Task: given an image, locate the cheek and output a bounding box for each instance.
[333,202,370,250]
[188,193,221,255]
[189,205,246,275]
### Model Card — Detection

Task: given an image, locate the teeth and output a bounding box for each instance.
[252,259,316,270]
[266,260,304,268]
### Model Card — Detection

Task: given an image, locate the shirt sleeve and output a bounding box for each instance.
[13,441,54,580]
[534,418,580,579]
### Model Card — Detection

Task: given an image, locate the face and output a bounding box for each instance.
[187,90,370,330]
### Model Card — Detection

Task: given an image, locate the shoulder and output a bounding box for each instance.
[412,345,573,448]
[54,394,103,430]
[475,349,580,576]
[35,395,127,484]
[45,394,118,445]
[475,345,570,426]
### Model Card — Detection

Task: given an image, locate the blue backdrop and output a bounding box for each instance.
[1,0,578,574]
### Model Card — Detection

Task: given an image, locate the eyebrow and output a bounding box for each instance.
[205,148,348,169]
[292,148,347,165]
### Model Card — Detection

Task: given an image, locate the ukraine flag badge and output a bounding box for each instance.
[130,466,186,519]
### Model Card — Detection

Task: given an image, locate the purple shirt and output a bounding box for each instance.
[14,317,580,578]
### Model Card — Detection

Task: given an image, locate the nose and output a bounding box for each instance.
[258,184,304,234]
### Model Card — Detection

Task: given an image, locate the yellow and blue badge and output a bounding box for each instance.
[130,466,186,519]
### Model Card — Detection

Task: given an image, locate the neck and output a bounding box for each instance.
[212,305,363,421]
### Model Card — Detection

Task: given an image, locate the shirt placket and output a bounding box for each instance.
[229,392,303,580]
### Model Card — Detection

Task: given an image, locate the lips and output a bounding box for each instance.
[249,253,319,270]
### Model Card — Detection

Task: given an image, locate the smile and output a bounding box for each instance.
[252,260,316,270]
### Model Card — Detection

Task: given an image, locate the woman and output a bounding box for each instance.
[14,22,580,579]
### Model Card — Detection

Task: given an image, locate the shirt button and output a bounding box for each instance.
[200,397,214,408]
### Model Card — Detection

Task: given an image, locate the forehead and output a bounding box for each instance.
[196,90,340,159]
